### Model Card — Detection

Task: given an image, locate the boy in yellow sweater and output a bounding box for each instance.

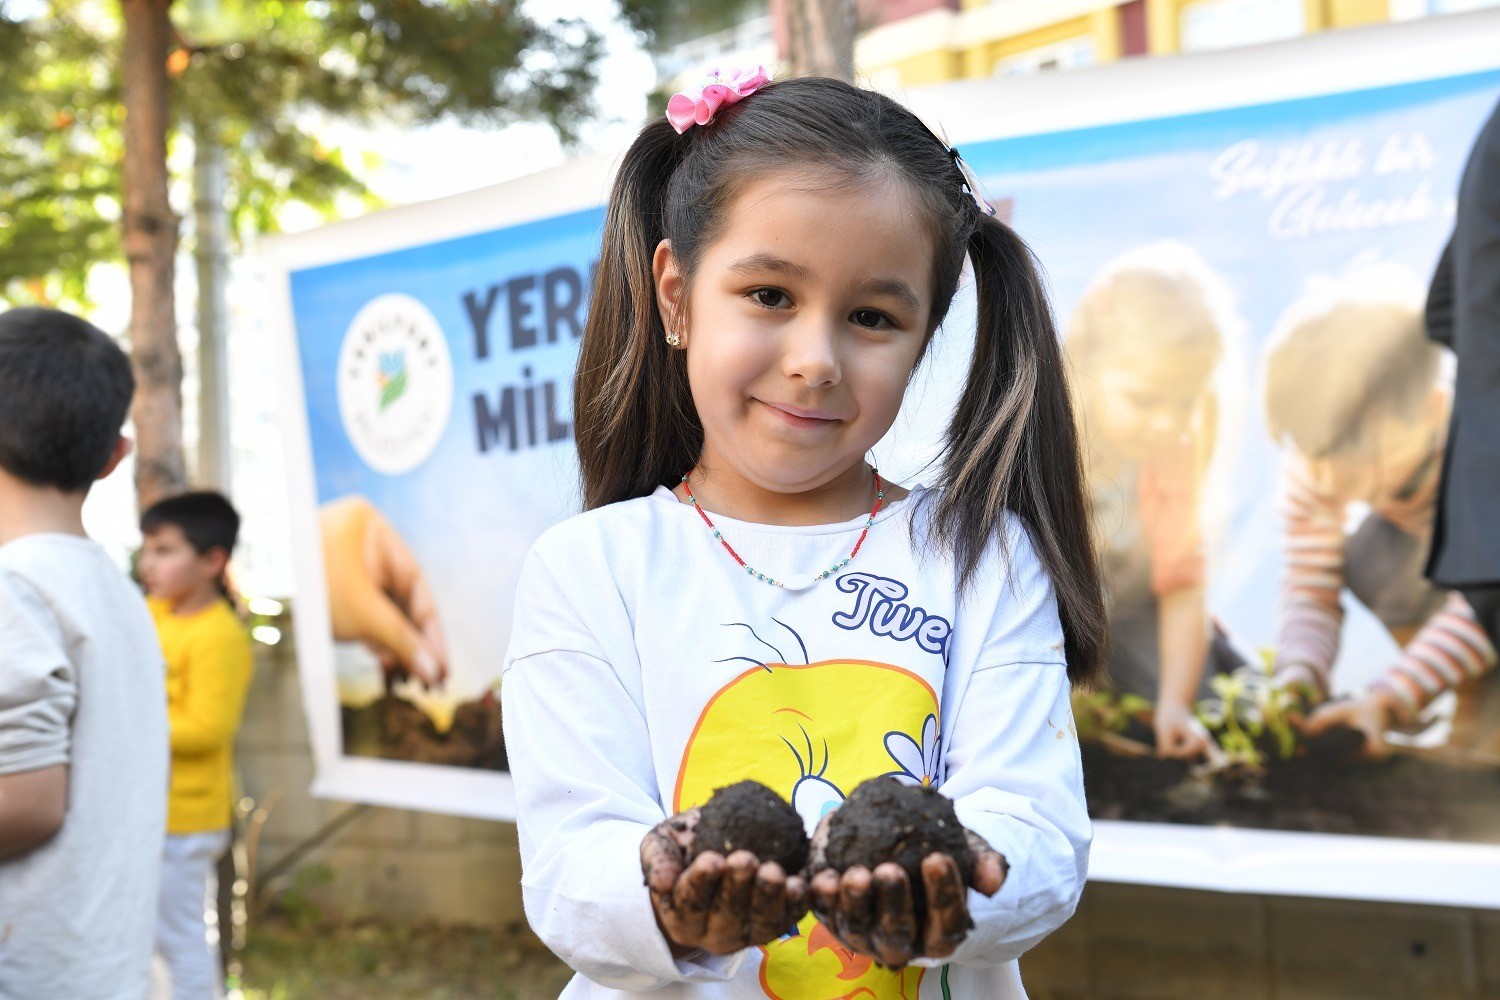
[137,491,252,1000]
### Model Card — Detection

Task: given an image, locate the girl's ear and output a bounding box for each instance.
[653,239,686,346]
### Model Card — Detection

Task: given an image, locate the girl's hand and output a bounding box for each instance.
[639,808,810,957]
[804,813,1007,969]
[1153,699,1212,760]
[1300,691,1400,759]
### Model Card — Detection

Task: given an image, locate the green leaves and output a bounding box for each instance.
[0,0,619,303]
[0,2,122,304]
[379,368,407,411]
[1197,658,1303,768]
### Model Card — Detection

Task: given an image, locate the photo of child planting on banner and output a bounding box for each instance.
[270,196,607,816]
[1065,242,1251,761]
[965,68,1500,845]
[319,495,506,771]
[1262,264,1499,761]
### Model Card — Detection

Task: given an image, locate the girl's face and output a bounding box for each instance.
[1304,394,1442,501]
[655,170,935,505]
[1093,353,1213,459]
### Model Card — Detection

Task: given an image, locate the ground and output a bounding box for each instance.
[235,917,574,999]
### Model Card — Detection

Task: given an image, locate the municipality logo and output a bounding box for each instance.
[337,294,453,475]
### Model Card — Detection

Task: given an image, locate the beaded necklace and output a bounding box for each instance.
[680,469,885,589]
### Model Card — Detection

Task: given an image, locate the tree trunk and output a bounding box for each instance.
[121,0,186,510]
[784,0,857,82]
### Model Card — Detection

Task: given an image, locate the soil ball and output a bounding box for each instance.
[824,777,973,890]
[688,780,809,874]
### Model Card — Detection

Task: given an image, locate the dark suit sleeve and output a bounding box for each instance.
[1427,237,1455,348]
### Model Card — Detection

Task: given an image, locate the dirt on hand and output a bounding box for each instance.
[687,780,809,874]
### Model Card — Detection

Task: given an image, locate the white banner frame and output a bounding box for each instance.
[264,9,1500,902]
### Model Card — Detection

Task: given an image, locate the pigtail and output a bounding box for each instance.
[934,213,1107,688]
[574,118,703,510]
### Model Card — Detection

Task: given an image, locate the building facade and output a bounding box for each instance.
[661,0,1500,92]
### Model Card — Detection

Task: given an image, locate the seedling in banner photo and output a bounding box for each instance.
[1195,659,1302,770]
[1071,689,1154,745]
[1073,667,1500,843]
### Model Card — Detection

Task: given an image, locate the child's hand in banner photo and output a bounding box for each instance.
[1300,690,1403,760]
[1153,699,1214,760]
[318,495,448,691]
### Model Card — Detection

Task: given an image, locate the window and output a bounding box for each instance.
[1428,0,1500,11]
[995,36,1098,76]
[1179,0,1305,52]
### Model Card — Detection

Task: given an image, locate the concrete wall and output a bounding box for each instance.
[1027,884,1500,999]
[237,635,527,931]
[239,638,1499,997]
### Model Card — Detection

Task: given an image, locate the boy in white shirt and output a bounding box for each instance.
[0,307,170,999]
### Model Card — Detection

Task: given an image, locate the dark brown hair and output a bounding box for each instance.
[574,77,1105,687]
[141,489,241,600]
[0,306,134,493]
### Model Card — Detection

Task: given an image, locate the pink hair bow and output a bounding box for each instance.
[666,66,771,134]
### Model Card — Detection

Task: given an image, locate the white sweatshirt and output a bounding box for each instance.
[501,485,1090,1000]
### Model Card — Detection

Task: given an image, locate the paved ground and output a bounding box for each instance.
[235,916,574,999]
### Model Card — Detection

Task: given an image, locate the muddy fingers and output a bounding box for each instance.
[920,853,972,958]
[834,865,877,951]
[869,862,917,968]
[704,850,758,949]
[781,874,811,932]
[964,829,1007,897]
[746,862,790,944]
[809,867,842,929]
[669,851,724,942]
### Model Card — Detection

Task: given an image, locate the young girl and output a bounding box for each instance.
[501,71,1105,1000]
[1065,243,1245,759]
[1262,264,1498,755]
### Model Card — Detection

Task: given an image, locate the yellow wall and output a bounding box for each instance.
[877,0,1393,86]
[888,48,964,87]
[1302,0,1394,36]
[1155,0,1387,54]
[1092,6,1123,61]
[957,15,1097,78]
[1147,0,1187,53]
[1327,0,1391,26]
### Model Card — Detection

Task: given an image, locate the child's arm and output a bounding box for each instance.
[0,573,76,861]
[1373,591,1496,723]
[0,764,67,860]
[168,622,252,755]
[501,548,746,991]
[1154,585,1212,758]
[1272,455,1348,702]
[1305,591,1496,749]
[916,516,1091,968]
[1140,441,1211,757]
